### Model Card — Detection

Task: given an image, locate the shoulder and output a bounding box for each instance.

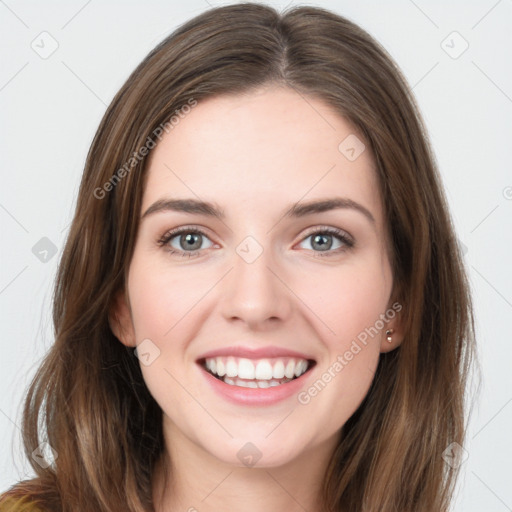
[0,488,46,512]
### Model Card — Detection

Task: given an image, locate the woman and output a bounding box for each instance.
[0,3,476,511]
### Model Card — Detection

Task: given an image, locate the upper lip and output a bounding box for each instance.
[197,345,316,361]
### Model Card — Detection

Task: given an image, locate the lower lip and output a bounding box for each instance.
[198,364,314,406]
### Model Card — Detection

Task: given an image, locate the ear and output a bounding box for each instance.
[108,289,136,347]
[379,301,405,353]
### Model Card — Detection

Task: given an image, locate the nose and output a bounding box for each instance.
[219,239,293,329]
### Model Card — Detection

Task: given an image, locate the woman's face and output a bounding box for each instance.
[112,85,402,468]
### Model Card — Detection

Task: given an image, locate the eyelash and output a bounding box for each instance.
[156,226,355,259]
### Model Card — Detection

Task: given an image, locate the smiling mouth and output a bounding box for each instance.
[198,356,316,388]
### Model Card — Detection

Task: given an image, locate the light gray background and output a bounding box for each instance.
[1,0,511,509]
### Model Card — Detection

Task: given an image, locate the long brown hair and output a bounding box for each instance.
[1,3,477,511]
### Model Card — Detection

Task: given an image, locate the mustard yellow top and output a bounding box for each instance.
[0,494,45,512]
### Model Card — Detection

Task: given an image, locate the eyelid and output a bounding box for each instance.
[299,225,354,245]
[157,225,217,252]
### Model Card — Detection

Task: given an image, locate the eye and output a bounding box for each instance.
[157,227,214,258]
[297,227,354,257]
[157,225,354,259]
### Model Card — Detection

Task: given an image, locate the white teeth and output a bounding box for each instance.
[272,360,285,379]
[294,360,308,377]
[216,359,226,377]
[203,356,311,382]
[226,357,238,378]
[285,360,295,379]
[255,360,273,380]
[237,358,255,379]
[222,378,293,388]
[206,358,216,374]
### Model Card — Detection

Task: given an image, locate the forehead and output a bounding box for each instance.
[143,86,382,223]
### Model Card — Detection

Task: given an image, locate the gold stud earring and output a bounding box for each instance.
[385,329,394,343]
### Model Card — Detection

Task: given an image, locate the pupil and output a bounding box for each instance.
[313,234,332,251]
[183,233,201,250]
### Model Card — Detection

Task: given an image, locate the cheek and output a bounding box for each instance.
[127,256,206,341]
[303,256,391,407]
[314,258,392,344]
[126,258,205,413]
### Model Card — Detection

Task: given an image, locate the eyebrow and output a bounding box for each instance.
[141,197,375,224]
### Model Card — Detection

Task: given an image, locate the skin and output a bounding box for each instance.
[110,85,403,512]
